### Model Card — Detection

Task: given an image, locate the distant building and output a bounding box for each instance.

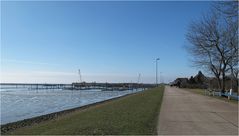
[171,78,188,88]
[171,71,238,92]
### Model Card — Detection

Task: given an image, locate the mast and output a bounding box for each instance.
[78,69,82,83]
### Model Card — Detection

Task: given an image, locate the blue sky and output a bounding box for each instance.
[1,1,212,83]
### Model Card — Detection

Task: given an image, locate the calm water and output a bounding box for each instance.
[0,85,143,125]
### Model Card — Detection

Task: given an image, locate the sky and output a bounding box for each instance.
[1,1,212,84]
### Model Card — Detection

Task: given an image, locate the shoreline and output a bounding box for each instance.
[1,90,142,134]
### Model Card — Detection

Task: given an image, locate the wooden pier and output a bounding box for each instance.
[0,83,71,90]
[0,82,155,91]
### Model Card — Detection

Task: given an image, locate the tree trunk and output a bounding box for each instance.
[222,76,225,93]
[221,63,227,95]
[216,76,221,90]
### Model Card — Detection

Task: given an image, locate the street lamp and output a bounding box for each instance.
[156,58,160,86]
[160,72,163,84]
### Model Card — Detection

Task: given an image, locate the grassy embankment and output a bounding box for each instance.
[6,86,164,135]
[184,88,238,104]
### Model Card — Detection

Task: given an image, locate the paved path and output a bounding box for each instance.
[157,86,238,135]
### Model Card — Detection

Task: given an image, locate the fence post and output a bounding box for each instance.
[228,89,232,100]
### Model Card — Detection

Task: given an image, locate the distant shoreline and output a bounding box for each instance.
[0,91,140,134]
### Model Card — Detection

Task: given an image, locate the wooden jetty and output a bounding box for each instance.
[0,82,155,91]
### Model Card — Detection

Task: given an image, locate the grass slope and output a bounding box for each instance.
[7,86,164,135]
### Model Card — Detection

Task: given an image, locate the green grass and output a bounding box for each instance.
[7,86,165,135]
[184,88,238,104]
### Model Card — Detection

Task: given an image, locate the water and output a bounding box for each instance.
[0,85,143,125]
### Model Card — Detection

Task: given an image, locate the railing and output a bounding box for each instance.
[204,89,239,101]
[221,92,239,101]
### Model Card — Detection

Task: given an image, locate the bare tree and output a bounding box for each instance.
[214,1,238,18]
[215,1,238,93]
[186,12,222,91]
[216,1,238,80]
[186,1,238,93]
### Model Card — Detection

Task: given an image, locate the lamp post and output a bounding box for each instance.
[160,72,163,84]
[156,58,160,86]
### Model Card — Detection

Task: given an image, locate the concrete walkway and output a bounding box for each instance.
[157,86,238,135]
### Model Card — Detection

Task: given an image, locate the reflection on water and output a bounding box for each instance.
[0,86,143,125]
